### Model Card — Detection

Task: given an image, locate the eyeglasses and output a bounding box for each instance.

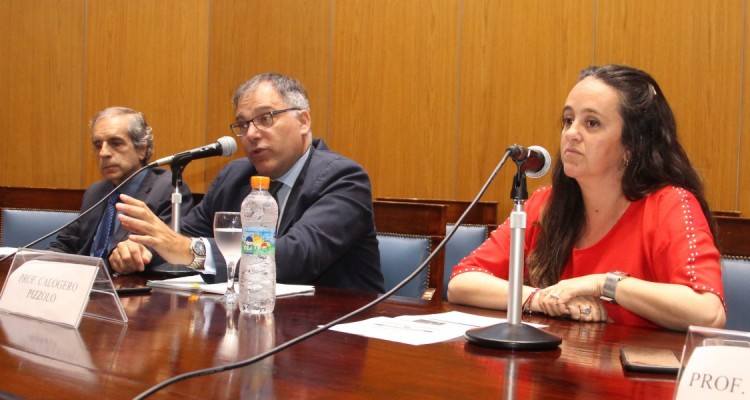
[229,108,301,136]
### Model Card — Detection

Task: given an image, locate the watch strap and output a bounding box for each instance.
[601,271,629,304]
[189,237,206,270]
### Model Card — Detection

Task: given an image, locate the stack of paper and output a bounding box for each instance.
[146,275,315,297]
[329,311,547,345]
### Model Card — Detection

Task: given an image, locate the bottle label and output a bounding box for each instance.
[242,227,276,256]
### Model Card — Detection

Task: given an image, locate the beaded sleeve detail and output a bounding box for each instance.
[673,186,722,299]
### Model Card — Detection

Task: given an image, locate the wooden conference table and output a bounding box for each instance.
[0,257,683,399]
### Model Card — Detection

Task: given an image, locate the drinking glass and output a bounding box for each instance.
[213,212,242,304]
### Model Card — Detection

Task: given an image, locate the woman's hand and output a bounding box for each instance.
[536,274,609,322]
[563,296,608,322]
[537,292,609,322]
[541,274,606,302]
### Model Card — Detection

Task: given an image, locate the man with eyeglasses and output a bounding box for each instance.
[47,107,194,269]
[110,73,384,293]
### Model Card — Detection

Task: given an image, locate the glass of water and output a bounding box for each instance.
[213,212,242,304]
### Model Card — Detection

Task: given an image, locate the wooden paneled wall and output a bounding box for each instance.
[1,0,748,220]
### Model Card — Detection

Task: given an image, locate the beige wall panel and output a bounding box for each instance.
[0,0,84,188]
[595,0,744,213]
[84,0,210,190]
[331,0,460,199]
[457,0,595,218]
[740,1,750,215]
[206,0,332,189]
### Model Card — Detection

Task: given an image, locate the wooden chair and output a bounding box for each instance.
[372,200,448,303]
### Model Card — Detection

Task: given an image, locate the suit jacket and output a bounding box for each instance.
[48,168,194,269]
[182,139,384,293]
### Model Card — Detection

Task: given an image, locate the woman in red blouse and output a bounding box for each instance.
[448,65,726,330]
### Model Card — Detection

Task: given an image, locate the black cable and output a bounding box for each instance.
[132,150,513,400]
[0,165,149,263]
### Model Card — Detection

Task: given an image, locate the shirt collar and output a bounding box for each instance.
[118,169,147,196]
[274,146,312,189]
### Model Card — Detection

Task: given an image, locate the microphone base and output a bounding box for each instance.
[465,322,561,351]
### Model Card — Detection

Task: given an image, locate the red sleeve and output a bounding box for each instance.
[450,187,550,280]
[645,187,724,304]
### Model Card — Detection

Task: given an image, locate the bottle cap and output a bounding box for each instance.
[251,176,271,190]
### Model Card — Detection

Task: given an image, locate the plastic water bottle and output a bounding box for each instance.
[239,176,278,314]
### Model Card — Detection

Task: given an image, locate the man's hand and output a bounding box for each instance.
[109,239,152,274]
[114,194,194,267]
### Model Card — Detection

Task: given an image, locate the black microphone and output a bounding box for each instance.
[507,145,551,178]
[148,136,237,168]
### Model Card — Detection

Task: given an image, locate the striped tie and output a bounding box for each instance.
[93,192,119,258]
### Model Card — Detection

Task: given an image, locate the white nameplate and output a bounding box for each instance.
[675,345,750,399]
[0,259,98,328]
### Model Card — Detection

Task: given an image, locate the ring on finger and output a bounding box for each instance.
[580,306,592,315]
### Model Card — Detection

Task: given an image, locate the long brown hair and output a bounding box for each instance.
[526,64,716,288]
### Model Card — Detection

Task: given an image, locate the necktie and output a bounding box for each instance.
[93,192,119,258]
[269,180,283,203]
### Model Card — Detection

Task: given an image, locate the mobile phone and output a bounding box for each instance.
[115,286,152,295]
[620,346,680,374]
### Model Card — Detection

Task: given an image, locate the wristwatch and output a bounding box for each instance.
[600,271,630,304]
[188,237,206,270]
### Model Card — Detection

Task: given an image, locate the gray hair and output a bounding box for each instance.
[90,106,154,163]
[232,73,310,111]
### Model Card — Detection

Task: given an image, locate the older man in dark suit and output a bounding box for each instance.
[47,107,194,270]
[110,73,383,293]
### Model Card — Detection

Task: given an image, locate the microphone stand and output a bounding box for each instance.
[464,160,561,351]
[168,155,192,233]
[169,163,186,233]
[143,160,191,276]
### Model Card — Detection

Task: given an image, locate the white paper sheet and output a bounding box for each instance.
[329,311,548,346]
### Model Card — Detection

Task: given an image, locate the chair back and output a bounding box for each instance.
[714,216,750,331]
[373,200,448,302]
[376,197,498,301]
[443,223,489,299]
[721,257,750,331]
[377,233,434,298]
[0,208,79,249]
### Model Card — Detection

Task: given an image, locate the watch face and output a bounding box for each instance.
[192,240,206,256]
